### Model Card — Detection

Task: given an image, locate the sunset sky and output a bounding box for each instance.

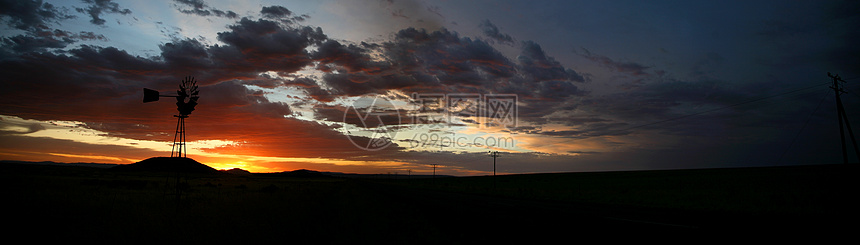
[1,0,858,175]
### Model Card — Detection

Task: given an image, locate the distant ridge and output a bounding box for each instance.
[221,168,252,175]
[110,157,219,174]
[0,160,118,168]
[254,169,453,179]
[260,169,330,178]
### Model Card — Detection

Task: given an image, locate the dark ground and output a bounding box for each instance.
[2,162,855,243]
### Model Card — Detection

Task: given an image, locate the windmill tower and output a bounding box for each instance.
[143,76,200,158]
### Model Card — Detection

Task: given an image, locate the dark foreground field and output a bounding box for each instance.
[2,162,855,243]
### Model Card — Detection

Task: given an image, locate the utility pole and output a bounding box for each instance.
[829,72,860,164]
[430,164,438,185]
[489,151,500,188]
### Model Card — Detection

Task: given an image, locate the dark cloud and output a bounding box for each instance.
[210,9,238,19]
[158,38,212,70]
[0,1,88,54]
[321,71,431,97]
[203,80,292,119]
[519,41,587,83]
[510,116,611,130]
[319,27,522,93]
[282,77,335,102]
[313,40,387,74]
[259,5,310,25]
[536,80,586,100]
[577,47,650,77]
[390,28,516,87]
[217,18,324,56]
[100,17,330,84]
[203,18,325,79]
[75,0,132,25]
[0,0,75,31]
[260,5,291,18]
[538,122,632,139]
[68,45,163,76]
[485,41,589,122]
[173,0,238,19]
[174,0,206,9]
[1,28,108,54]
[75,31,108,41]
[479,19,514,45]
[308,27,589,127]
[1,32,73,53]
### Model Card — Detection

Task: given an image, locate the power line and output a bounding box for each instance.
[828,72,860,164]
[776,89,830,164]
[842,87,860,100]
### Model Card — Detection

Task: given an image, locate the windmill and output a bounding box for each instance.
[143,76,200,158]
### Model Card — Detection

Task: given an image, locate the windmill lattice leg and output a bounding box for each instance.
[172,115,187,158]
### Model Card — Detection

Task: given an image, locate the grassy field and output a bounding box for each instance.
[2,162,854,242]
[398,164,853,217]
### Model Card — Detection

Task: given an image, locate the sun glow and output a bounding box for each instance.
[211,161,248,170]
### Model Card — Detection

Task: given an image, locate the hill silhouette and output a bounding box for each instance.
[221,168,252,175]
[110,157,219,174]
[258,169,330,178]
